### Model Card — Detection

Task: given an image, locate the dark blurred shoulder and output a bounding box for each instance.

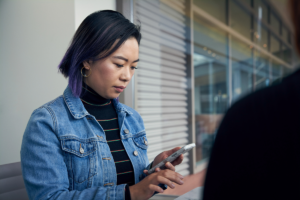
[228,68,300,115]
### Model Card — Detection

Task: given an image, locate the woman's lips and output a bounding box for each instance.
[114,86,125,93]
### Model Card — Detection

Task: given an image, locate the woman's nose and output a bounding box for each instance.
[120,67,131,82]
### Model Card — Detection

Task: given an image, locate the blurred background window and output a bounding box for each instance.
[130,0,299,176]
[270,12,280,35]
[231,36,253,102]
[192,0,297,169]
[282,26,289,44]
[253,0,269,23]
[270,34,280,57]
[230,0,252,41]
[194,14,228,163]
[194,0,227,24]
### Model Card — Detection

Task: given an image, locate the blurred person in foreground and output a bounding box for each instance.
[202,1,300,199]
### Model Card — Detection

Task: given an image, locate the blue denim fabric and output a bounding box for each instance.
[21,86,155,200]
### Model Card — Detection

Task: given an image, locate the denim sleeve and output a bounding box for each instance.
[20,107,126,200]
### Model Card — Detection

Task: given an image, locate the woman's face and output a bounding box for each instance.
[83,37,139,99]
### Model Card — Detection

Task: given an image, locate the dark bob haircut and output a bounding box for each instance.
[58,10,141,97]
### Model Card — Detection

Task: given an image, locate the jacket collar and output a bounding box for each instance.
[63,86,132,119]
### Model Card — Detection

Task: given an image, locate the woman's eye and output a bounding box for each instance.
[131,66,138,70]
[116,64,123,68]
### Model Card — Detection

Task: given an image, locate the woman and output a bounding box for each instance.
[21,10,184,200]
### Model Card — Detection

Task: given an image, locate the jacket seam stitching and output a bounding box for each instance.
[63,147,96,156]
[59,136,100,142]
[63,93,77,119]
[136,130,146,135]
[73,172,97,184]
[43,106,57,133]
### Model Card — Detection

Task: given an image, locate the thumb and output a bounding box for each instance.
[143,170,149,175]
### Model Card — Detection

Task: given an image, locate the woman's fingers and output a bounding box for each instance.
[155,170,184,186]
[156,175,176,189]
[143,167,161,175]
[164,147,184,167]
[149,184,164,193]
[165,162,175,171]
[172,154,184,166]
[129,169,185,199]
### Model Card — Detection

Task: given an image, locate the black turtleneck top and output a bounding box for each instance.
[80,83,133,199]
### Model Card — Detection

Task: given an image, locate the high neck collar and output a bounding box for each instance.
[80,83,110,105]
[63,86,132,119]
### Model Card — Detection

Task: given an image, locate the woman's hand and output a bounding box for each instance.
[129,169,184,200]
[146,147,184,173]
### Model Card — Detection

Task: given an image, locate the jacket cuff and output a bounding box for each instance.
[146,161,153,171]
[125,184,131,200]
[106,184,126,200]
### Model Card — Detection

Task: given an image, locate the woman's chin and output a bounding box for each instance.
[107,93,120,99]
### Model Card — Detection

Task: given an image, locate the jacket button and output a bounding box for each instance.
[144,138,148,146]
[80,147,84,154]
[124,129,129,134]
[134,151,138,156]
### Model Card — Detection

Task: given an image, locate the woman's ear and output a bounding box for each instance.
[83,60,91,70]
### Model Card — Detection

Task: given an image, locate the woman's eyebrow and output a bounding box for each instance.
[113,56,139,63]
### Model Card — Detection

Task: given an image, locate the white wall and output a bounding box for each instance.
[0,0,115,166]
[75,0,116,29]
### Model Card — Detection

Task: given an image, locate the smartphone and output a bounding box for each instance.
[147,143,196,175]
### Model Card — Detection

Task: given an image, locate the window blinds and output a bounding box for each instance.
[135,0,190,176]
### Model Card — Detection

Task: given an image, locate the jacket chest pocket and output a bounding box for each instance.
[132,132,149,163]
[133,133,148,150]
[61,138,97,184]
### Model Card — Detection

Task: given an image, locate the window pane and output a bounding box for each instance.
[244,0,252,7]
[231,36,253,102]
[271,61,283,83]
[283,67,293,77]
[270,34,280,57]
[194,14,228,164]
[254,51,270,90]
[254,0,268,23]
[282,45,292,64]
[270,13,280,35]
[230,0,252,40]
[254,21,268,50]
[194,0,226,24]
[282,26,289,44]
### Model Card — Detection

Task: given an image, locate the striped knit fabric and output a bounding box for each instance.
[80,84,135,186]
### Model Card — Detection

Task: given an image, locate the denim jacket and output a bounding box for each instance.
[21,86,153,200]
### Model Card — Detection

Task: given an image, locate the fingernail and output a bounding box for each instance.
[180,175,184,179]
[180,180,184,184]
[171,183,175,188]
